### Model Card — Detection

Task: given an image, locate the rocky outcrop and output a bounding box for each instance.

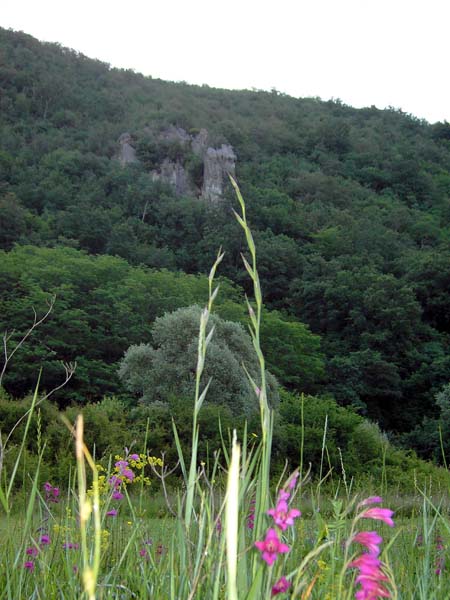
[158,124,192,146]
[151,158,195,197]
[202,144,236,203]
[117,132,139,166]
[191,128,209,157]
[118,126,236,203]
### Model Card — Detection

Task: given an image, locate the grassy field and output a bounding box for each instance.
[1,482,450,599]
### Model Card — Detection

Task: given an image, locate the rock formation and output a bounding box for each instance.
[191,128,209,157]
[202,144,236,203]
[117,132,139,166]
[118,126,236,203]
[152,158,195,197]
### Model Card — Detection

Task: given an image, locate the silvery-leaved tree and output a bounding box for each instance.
[118,304,279,416]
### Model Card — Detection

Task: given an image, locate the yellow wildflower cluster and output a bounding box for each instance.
[87,452,164,498]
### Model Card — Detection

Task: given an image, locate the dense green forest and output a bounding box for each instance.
[1,27,450,465]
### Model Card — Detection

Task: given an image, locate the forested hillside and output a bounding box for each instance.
[1,27,450,457]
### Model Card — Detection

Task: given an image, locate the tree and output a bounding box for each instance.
[260,310,324,392]
[118,305,279,415]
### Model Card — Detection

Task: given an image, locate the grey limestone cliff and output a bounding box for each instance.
[117,132,139,166]
[151,158,195,197]
[118,126,236,203]
[201,144,236,203]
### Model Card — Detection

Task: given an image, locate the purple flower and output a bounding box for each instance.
[348,554,391,600]
[106,509,118,517]
[271,576,291,596]
[129,453,140,461]
[255,528,290,566]
[62,542,79,550]
[109,475,121,489]
[352,531,383,556]
[267,499,301,531]
[139,548,148,557]
[359,496,383,507]
[436,535,444,551]
[43,482,60,503]
[278,489,290,502]
[360,507,395,528]
[39,535,50,546]
[121,468,135,481]
[26,547,39,557]
[24,561,35,571]
[288,473,299,490]
[112,491,124,500]
[115,460,129,469]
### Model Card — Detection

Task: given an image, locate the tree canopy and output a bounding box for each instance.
[118,305,279,415]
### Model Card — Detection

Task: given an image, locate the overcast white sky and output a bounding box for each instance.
[2,0,449,123]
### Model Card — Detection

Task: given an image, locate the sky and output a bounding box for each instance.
[2,0,449,124]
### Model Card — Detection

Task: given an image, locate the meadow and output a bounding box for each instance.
[1,182,450,599]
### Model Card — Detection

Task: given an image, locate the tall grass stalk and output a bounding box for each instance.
[225,430,240,600]
[73,414,101,600]
[182,248,224,530]
[230,176,273,545]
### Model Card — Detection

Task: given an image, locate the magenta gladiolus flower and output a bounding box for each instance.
[359,496,383,507]
[352,531,383,556]
[271,576,291,596]
[355,583,390,599]
[349,499,394,598]
[349,543,391,599]
[360,507,395,528]
[288,472,299,490]
[267,499,301,531]
[278,489,290,502]
[350,552,383,573]
[26,547,39,557]
[43,482,53,493]
[39,535,50,545]
[24,561,34,571]
[112,491,124,500]
[106,509,118,517]
[255,528,290,566]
